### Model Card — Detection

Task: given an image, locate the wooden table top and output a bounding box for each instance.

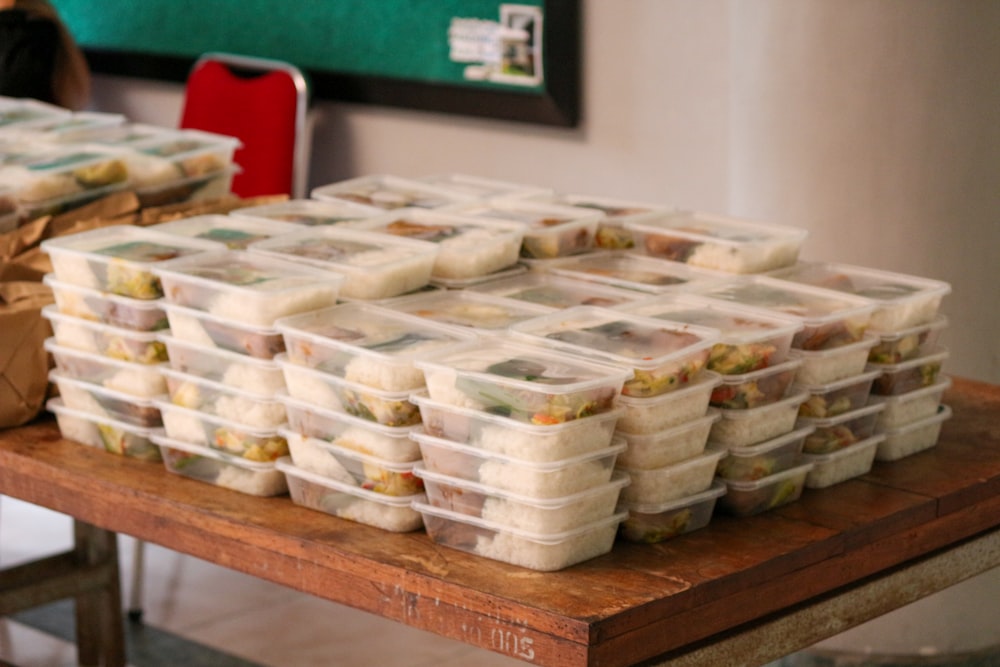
[1,376,998,667]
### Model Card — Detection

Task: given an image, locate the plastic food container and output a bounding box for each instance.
[714,425,812,481]
[276,457,424,532]
[414,501,626,571]
[277,355,421,427]
[868,316,947,365]
[47,398,162,461]
[797,403,884,455]
[618,479,725,544]
[524,192,674,250]
[41,224,224,299]
[876,405,952,462]
[443,197,603,259]
[615,411,720,469]
[709,358,802,410]
[348,207,526,280]
[279,392,421,462]
[467,271,647,309]
[415,464,629,533]
[788,334,879,385]
[715,462,813,517]
[163,302,284,359]
[509,305,720,398]
[152,214,300,249]
[868,376,951,431]
[126,128,239,182]
[275,302,477,392]
[44,338,166,397]
[414,338,631,425]
[624,210,808,274]
[154,434,288,497]
[8,111,125,143]
[153,250,344,327]
[312,174,475,210]
[410,391,623,462]
[868,346,948,396]
[709,391,808,448]
[43,305,168,364]
[49,370,161,428]
[418,173,554,200]
[283,430,422,496]
[248,226,440,300]
[413,430,625,499]
[693,276,876,351]
[155,400,288,462]
[795,369,881,419]
[159,334,286,394]
[425,264,528,290]
[43,274,169,332]
[229,198,383,226]
[614,371,721,434]
[767,261,950,332]
[381,289,554,334]
[617,446,725,505]
[537,251,728,295]
[133,166,238,208]
[0,98,70,129]
[161,367,286,426]
[803,434,884,488]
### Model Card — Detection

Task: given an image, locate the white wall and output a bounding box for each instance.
[91,0,999,387]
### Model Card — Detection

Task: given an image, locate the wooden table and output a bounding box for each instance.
[1,376,998,667]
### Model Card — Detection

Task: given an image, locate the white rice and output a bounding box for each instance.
[221,362,287,395]
[477,458,613,499]
[474,520,618,571]
[213,394,286,429]
[162,409,209,445]
[214,464,288,496]
[103,366,166,397]
[343,355,425,392]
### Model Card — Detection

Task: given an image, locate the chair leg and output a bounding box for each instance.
[127,539,145,623]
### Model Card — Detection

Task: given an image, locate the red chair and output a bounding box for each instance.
[179,52,309,198]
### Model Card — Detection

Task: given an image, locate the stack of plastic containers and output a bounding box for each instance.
[271,302,480,531]
[39,225,223,461]
[767,261,953,464]
[409,337,633,570]
[147,249,344,496]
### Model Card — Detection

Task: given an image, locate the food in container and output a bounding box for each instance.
[43,274,169,332]
[416,464,629,533]
[154,435,288,496]
[410,391,623,462]
[615,411,720,469]
[618,480,725,544]
[418,173,553,200]
[133,166,239,208]
[794,369,881,419]
[537,250,727,295]
[509,305,719,398]
[467,271,647,309]
[248,226,439,299]
[414,501,626,571]
[277,457,424,532]
[767,261,950,332]
[8,111,125,143]
[868,346,948,396]
[624,210,808,274]
[152,214,300,249]
[803,434,884,488]
[156,399,288,462]
[283,430,422,496]
[709,359,802,409]
[692,276,876,351]
[275,302,476,392]
[49,370,161,427]
[159,334,285,394]
[0,184,20,232]
[44,338,166,397]
[312,174,475,210]
[715,462,813,517]
[163,303,284,359]
[867,316,947,364]
[277,355,421,426]
[0,98,70,129]
[153,250,343,326]
[867,376,951,431]
[43,305,168,364]
[614,372,721,434]
[708,391,808,448]
[348,207,525,279]
[229,198,383,226]
[414,338,630,425]
[41,224,223,299]
[876,405,952,461]
[161,367,286,427]
[788,334,879,385]
[617,446,726,505]
[47,398,162,461]
[524,192,674,250]
[381,289,554,334]
[714,426,812,481]
[412,430,625,499]
[796,403,884,455]
[425,264,528,290]
[125,128,239,184]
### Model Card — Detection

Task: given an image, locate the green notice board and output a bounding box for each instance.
[53,0,579,126]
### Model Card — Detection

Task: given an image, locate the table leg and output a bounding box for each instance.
[73,520,126,667]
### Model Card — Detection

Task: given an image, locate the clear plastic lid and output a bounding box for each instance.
[418,173,554,199]
[381,289,555,333]
[538,250,729,294]
[533,192,674,225]
[0,98,70,129]
[311,174,476,209]
[153,214,302,249]
[3,111,125,142]
[229,198,384,226]
[467,271,648,309]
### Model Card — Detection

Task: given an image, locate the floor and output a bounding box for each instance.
[1,496,997,667]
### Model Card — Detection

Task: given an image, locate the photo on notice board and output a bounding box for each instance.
[495,4,544,85]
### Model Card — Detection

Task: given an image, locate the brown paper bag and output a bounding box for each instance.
[0,282,54,428]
